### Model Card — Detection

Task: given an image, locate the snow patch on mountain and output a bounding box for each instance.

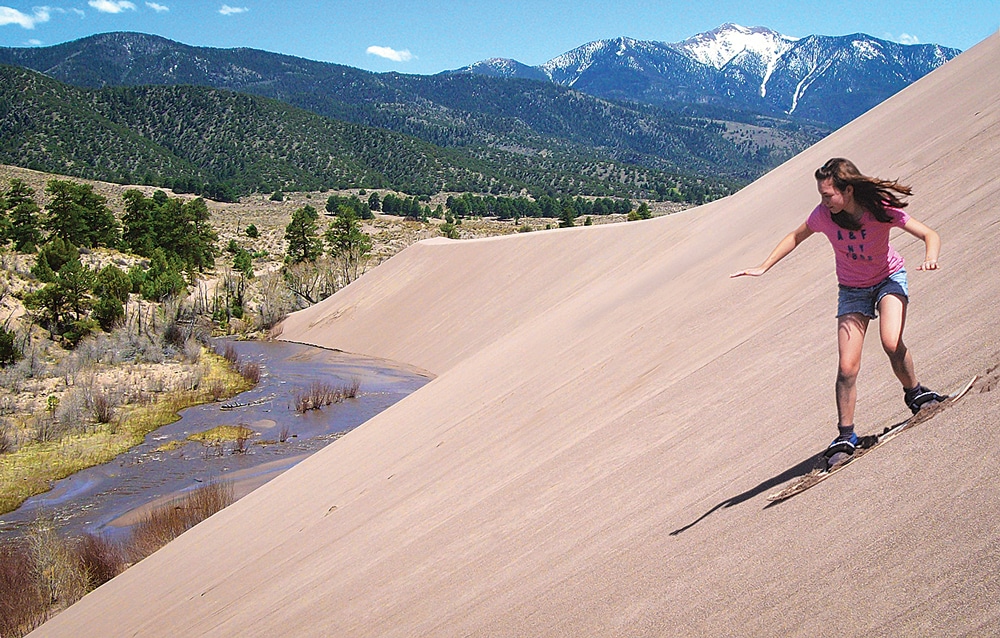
[674,23,798,97]
[676,23,797,69]
[540,39,613,84]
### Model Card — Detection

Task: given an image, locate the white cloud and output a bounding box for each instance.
[366,45,414,62]
[898,33,920,45]
[0,6,51,28]
[88,0,137,13]
[27,38,42,45]
[219,4,248,15]
[146,2,169,12]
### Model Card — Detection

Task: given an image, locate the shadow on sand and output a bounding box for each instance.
[669,453,824,536]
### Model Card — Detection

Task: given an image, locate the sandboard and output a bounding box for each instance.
[766,375,979,503]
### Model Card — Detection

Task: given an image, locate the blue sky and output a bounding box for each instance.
[2,1,998,75]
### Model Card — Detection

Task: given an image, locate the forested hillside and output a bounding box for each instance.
[1,65,742,202]
[1,33,827,196]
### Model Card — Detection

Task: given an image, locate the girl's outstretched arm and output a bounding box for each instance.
[901,217,941,270]
[730,222,814,277]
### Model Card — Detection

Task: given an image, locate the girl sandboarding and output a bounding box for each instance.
[732,158,944,468]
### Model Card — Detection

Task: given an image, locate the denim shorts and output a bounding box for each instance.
[837,269,909,319]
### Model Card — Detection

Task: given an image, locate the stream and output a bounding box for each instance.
[0,340,432,541]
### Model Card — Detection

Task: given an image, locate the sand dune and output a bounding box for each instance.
[34,33,1000,637]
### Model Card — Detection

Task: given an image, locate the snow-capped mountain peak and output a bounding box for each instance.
[447,24,960,128]
[675,23,798,70]
[539,37,640,82]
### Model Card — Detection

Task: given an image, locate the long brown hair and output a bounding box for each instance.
[815,158,912,231]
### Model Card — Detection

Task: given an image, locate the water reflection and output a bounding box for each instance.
[0,340,432,540]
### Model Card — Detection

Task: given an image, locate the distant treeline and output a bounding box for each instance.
[1,64,741,203]
[326,190,638,222]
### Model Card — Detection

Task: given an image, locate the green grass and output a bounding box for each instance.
[187,425,255,444]
[0,349,253,515]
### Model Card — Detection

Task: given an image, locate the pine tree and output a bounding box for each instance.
[4,179,42,252]
[284,205,323,264]
[325,207,372,284]
[43,180,119,248]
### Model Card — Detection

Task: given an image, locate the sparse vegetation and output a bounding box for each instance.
[294,378,361,413]
[0,482,234,636]
[0,346,251,515]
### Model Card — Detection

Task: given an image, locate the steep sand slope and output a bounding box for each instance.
[36,34,1000,636]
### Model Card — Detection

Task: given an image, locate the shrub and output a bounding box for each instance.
[26,518,88,610]
[92,296,125,332]
[440,222,459,239]
[0,326,22,367]
[89,388,117,424]
[182,337,202,363]
[221,342,238,366]
[245,223,259,238]
[54,388,87,435]
[162,317,188,350]
[0,422,12,454]
[294,378,360,413]
[0,540,46,637]
[128,482,234,561]
[207,380,227,401]
[239,361,261,384]
[74,534,126,589]
[62,319,100,348]
[127,264,145,294]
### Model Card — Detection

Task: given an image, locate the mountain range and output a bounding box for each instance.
[0,31,830,200]
[449,24,960,127]
[4,63,747,201]
[0,24,958,199]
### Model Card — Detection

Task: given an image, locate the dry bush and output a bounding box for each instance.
[278,424,291,443]
[185,367,203,392]
[0,359,30,393]
[0,540,46,637]
[144,371,167,393]
[120,375,153,406]
[89,388,117,424]
[207,379,227,401]
[25,519,88,612]
[54,388,87,435]
[0,532,128,636]
[128,482,235,562]
[25,348,45,380]
[31,414,62,444]
[232,428,251,455]
[239,361,261,384]
[221,343,239,366]
[75,334,122,368]
[161,318,187,351]
[0,420,13,454]
[201,442,224,459]
[182,337,202,363]
[56,353,83,387]
[136,335,165,364]
[294,378,360,413]
[74,534,127,589]
[343,377,361,399]
[258,271,292,330]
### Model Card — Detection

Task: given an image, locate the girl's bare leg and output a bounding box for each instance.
[836,313,869,426]
[877,294,918,389]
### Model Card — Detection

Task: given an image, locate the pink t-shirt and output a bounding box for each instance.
[806,205,910,288]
